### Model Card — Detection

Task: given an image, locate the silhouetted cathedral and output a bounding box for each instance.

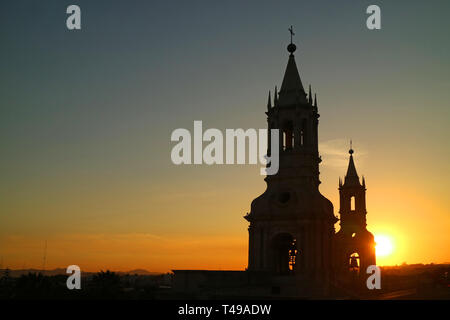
[245,34,375,292]
[173,31,376,298]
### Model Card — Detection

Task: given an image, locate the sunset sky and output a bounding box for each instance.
[1,0,449,272]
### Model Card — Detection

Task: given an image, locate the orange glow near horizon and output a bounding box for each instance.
[2,174,450,273]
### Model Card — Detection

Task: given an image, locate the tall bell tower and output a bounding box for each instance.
[245,29,337,283]
[334,145,376,278]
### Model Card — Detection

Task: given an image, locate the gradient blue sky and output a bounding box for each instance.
[1,1,449,271]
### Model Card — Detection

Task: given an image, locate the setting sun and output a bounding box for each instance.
[375,235,394,257]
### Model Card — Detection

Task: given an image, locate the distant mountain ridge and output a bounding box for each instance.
[1,268,163,277]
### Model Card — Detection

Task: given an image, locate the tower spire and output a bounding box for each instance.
[309,85,312,104]
[278,26,307,106]
[344,142,360,186]
[274,86,278,105]
[267,90,272,110]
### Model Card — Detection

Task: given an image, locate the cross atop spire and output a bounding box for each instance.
[287,25,297,55]
[288,25,295,44]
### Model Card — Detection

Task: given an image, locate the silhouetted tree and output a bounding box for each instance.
[13,273,52,299]
[88,270,123,299]
[0,268,14,298]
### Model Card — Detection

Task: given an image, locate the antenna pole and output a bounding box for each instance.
[42,240,47,274]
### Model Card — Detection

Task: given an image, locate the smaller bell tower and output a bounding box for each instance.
[334,143,375,280]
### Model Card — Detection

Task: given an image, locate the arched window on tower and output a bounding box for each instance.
[288,239,298,271]
[349,252,360,273]
[283,131,294,150]
[271,233,297,275]
[300,119,307,146]
[350,196,356,211]
[282,122,294,151]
